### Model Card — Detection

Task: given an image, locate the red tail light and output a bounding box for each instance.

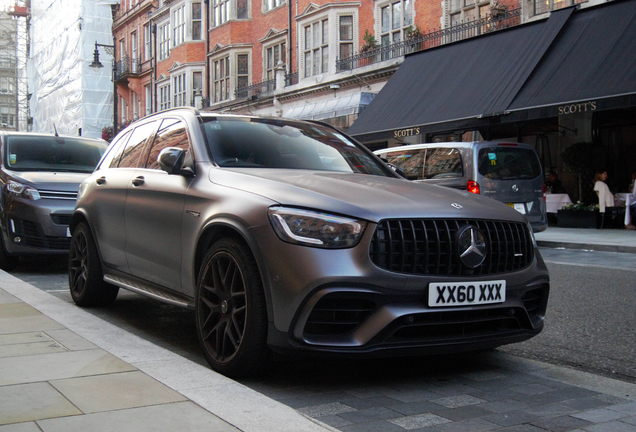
[467,180,480,194]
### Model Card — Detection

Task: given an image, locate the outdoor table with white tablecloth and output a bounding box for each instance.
[545,193,572,213]
[616,192,634,226]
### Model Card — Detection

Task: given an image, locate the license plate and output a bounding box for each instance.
[428,280,506,307]
[506,203,526,214]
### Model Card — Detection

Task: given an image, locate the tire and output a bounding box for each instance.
[68,222,119,307]
[196,238,270,378]
[0,234,18,271]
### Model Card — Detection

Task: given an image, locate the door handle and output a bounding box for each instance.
[132,176,145,187]
[96,176,106,185]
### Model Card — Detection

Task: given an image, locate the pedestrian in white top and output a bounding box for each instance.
[593,170,613,213]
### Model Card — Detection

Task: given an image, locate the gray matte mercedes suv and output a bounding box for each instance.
[69,108,549,377]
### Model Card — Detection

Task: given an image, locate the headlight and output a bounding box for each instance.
[268,207,367,249]
[7,181,41,200]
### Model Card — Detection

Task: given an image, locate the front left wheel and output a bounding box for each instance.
[196,238,270,378]
[68,222,119,307]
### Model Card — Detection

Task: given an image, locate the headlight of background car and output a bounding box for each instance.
[7,181,41,200]
[268,207,367,249]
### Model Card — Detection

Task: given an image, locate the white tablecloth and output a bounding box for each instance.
[616,193,634,226]
[546,193,572,214]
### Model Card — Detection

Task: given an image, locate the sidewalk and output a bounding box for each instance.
[0,272,334,432]
[535,226,636,253]
[1,227,636,432]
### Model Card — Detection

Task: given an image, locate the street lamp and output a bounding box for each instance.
[89,41,118,137]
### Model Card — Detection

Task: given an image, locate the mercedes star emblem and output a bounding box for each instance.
[457,225,487,268]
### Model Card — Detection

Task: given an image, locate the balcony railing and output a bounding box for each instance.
[336,7,521,72]
[235,78,275,99]
[115,55,143,80]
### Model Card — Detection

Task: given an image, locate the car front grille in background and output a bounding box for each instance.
[12,220,70,250]
[370,219,533,276]
[38,190,78,200]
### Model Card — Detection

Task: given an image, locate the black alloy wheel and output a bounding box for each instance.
[196,238,269,378]
[68,222,119,307]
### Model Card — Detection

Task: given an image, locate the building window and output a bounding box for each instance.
[145,85,152,115]
[303,19,328,78]
[120,96,127,124]
[144,24,151,61]
[339,15,353,61]
[265,0,284,11]
[447,0,489,26]
[0,77,14,93]
[213,0,229,27]
[159,23,170,60]
[192,3,202,40]
[237,54,249,91]
[174,6,185,46]
[159,85,171,110]
[238,0,248,19]
[265,42,285,80]
[173,74,186,107]
[213,56,230,102]
[534,0,583,15]
[193,71,203,102]
[380,0,412,46]
[132,92,139,119]
[131,31,138,73]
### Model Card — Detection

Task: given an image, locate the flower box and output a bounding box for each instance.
[557,209,599,228]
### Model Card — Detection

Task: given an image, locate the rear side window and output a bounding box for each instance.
[382,149,425,180]
[144,118,190,169]
[478,147,541,180]
[423,148,462,179]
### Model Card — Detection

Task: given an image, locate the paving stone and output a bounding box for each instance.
[621,417,636,426]
[571,408,628,423]
[339,419,405,432]
[435,418,499,432]
[611,402,636,416]
[524,403,577,418]
[314,414,354,428]
[584,420,636,432]
[495,425,549,432]
[431,395,485,408]
[482,410,542,427]
[477,399,531,413]
[530,415,593,431]
[388,400,446,416]
[384,388,441,403]
[389,413,452,430]
[0,382,81,425]
[341,396,403,410]
[509,383,555,395]
[338,407,401,424]
[297,402,356,418]
[0,422,42,432]
[561,395,623,411]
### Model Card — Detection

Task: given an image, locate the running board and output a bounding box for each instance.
[104,274,195,310]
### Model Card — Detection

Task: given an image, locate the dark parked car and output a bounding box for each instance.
[0,132,107,270]
[69,108,549,377]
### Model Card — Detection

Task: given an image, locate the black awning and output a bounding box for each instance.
[348,0,636,142]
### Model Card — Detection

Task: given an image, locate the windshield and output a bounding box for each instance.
[203,118,392,176]
[5,136,107,173]
[478,147,541,180]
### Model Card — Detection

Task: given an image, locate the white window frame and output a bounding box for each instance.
[192,2,202,40]
[173,73,186,107]
[173,5,185,47]
[144,24,151,61]
[446,0,489,27]
[131,31,138,73]
[159,84,171,110]
[302,18,328,78]
[264,0,284,12]
[120,96,127,124]
[158,23,170,60]
[264,40,286,81]
[193,70,203,101]
[212,0,229,27]
[211,55,230,103]
[209,50,251,104]
[145,84,152,116]
[132,92,139,120]
[378,0,414,47]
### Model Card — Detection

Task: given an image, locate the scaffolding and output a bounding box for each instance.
[0,0,29,131]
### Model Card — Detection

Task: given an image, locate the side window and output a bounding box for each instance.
[112,121,158,168]
[383,149,425,180]
[98,130,131,169]
[423,148,462,179]
[144,118,190,169]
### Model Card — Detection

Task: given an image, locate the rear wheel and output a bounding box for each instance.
[195,238,270,378]
[68,222,119,307]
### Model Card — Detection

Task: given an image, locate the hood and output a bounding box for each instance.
[7,171,90,192]
[209,168,528,224]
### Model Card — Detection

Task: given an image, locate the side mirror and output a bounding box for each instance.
[158,147,194,177]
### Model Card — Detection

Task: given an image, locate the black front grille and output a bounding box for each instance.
[50,214,72,225]
[370,219,533,276]
[385,307,526,344]
[304,295,377,336]
[12,220,70,250]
